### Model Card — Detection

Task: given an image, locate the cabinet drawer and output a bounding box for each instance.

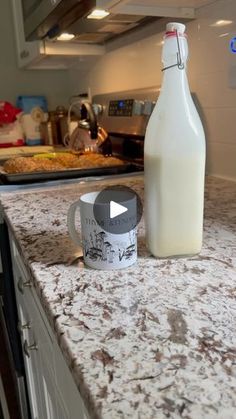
[10,236,55,340]
[16,282,47,419]
[25,286,55,376]
[54,345,89,419]
[12,253,55,377]
[11,237,29,279]
[11,236,90,418]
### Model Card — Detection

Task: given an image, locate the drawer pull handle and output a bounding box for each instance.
[17,277,32,294]
[23,340,38,358]
[18,321,31,334]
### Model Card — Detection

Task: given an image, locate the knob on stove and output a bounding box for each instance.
[92,104,103,115]
[143,101,156,116]
[133,100,144,116]
[133,100,156,116]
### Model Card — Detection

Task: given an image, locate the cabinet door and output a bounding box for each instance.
[40,360,60,419]
[12,255,54,419]
[17,296,45,419]
[56,393,70,419]
[10,237,90,419]
[11,0,43,68]
[11,0,105,69]
[24,284,59,419]
[54,341,90,419]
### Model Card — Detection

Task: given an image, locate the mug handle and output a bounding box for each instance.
[67,200,81,246]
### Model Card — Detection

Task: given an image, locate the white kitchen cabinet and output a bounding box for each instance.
[13,256,57,419]
[10,236,89,419]
[99,0,217,17]
[16,276,46,419]
[103,0,192,17]
[11,0,42,69]
[11,0,105,70]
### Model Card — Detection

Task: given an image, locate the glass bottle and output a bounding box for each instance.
[144,22,206,258]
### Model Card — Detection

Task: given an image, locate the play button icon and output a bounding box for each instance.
[93,185,143,235]
[110,200,128,219]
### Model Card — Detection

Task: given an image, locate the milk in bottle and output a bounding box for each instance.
[144,22,206,258]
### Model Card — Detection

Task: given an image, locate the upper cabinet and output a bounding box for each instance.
[11,0,105,70]
[98,0,218,17]
[12,0,220,70]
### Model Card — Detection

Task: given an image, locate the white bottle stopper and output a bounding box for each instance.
[166,22,186,34]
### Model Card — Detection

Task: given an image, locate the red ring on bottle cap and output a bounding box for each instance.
[165,31,187,38]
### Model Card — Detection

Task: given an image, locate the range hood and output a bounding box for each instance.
[22,0,160,43]
[22,0,218,45]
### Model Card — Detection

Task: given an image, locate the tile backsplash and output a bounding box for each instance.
[74,0,236,181]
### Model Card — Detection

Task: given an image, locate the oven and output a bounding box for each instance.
[93,86,160,167]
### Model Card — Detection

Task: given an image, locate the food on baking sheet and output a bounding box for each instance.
[2,153,124,174]
[74,154,124,168]
[3,157,38,173]
[3,157,63,173]
[53,153,81,168]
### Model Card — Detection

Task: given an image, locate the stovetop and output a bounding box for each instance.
[0,88,161,186]
[93,86,160,137]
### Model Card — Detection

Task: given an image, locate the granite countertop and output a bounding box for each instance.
[1,175,236,419]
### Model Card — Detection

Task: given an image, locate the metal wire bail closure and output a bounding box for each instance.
[162,30,185,72]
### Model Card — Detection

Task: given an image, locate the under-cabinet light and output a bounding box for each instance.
[211,20,233,27]
[87,9,110,20]
[57,33,75,41]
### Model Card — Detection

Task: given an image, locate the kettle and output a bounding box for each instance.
[64,100,111,154]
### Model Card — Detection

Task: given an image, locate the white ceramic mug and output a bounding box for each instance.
[67,191,137,270]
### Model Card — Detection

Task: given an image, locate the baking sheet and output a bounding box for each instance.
[0,163,139,184]
[0,145,62,159]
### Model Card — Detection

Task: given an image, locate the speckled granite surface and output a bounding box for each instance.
[1,175,236,419]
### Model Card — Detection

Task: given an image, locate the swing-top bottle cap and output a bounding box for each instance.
[166,22,186,35]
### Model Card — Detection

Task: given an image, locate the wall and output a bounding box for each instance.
[73,0,236,181]
[1,0,71,110]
